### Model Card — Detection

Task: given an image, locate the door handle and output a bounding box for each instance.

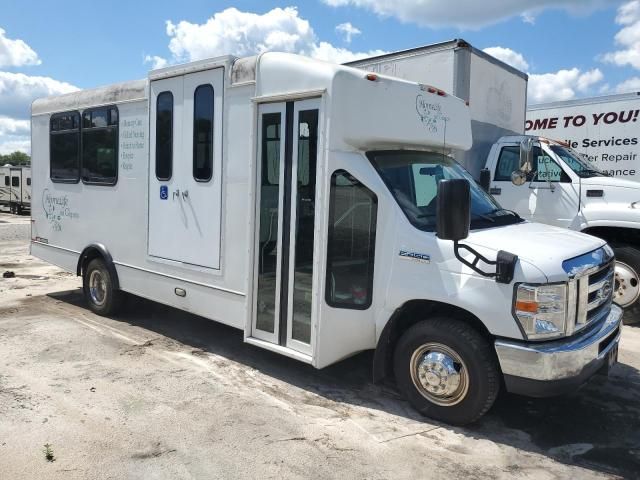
[489,187,501,195]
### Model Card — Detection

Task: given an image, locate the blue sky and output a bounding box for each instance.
[1,0,639,153]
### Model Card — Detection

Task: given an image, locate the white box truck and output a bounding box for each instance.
[0,165,31,214]
[30,52,621,425]
[482,93,640,324]
[526,92,640,179]
[346,39,528,178]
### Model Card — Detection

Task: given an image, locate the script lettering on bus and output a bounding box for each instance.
[42,188,79,232]
[415,95,450,133]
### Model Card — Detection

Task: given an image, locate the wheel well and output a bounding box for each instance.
[76,244,120,290]
[582,226,640,247]
[373,300,494,384]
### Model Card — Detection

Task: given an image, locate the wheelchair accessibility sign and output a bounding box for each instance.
[160,185,168,200]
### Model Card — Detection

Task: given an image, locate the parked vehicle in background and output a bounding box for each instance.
[346,38,527,178]
[30,52,621,425]
[527,92,640,180]
[483,135,640,324]
[0,165,31,214]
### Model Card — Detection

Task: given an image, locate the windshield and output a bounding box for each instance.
[549,145,607,178]
[367,150,524,232]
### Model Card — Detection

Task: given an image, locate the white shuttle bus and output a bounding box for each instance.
[31,53,622,424]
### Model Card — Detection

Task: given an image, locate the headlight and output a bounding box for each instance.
[514,283,567,340]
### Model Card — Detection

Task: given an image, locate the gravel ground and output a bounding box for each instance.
[0,210,639,479]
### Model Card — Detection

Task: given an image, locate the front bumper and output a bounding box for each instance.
[495,304,623,397]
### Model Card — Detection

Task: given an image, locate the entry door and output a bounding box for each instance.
[9,168,21,204]
[148,69,224,269]
[252,99,320,355]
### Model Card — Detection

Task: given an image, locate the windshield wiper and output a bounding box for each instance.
[488,208,522,220]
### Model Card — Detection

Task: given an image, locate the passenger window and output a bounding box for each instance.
[82,106,118,185]
[193,85,214,181]
[326,170,377,309]
[27,178,31,186]
[4,176,9,186]
[494,146,520,181]
[262,115,281,185]
[156,91,173,181]
[50,111,80,183]
[12,177,19,187]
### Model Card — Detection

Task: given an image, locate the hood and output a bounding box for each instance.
[464,221,605,280]
[580,175,640,191]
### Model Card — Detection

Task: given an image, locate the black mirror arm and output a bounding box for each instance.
[453,241,518,284]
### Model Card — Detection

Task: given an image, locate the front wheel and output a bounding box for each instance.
[393,317,500,425]
[613,246,640,325]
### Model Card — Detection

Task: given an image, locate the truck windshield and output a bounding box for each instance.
[549,145,607,178]
[368,150,523,232]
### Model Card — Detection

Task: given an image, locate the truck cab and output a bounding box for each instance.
[485,135,640,323]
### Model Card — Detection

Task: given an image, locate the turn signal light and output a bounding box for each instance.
[365,73,378,81]
[515,300,538,313]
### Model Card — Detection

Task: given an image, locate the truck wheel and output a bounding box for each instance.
[393,317,500,425]
[613,246,640,325]
[82,258,123,316]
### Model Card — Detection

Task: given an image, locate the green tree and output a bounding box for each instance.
[0,151,30,166]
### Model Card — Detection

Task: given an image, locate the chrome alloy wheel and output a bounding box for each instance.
[614,261,640,308]
[410,343,469,407]
[89,269,108,307]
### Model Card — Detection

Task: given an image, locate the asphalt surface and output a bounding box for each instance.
[1,210,639,479]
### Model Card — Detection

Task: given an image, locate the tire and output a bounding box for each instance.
[612,245,640,325]
[82,258,123,316]
[393,317,500,425]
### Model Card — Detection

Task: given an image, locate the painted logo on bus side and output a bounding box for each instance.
[42,188,79,232]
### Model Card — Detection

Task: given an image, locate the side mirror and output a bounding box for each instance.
[519,138,534,174]
[437,179,470,241]
[479,168,491,192]
[511,170,527,186]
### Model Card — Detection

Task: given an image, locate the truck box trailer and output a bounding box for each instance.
[0,165,31,214]
[346,39,528,178]
[526,92,640,180]
[31,52,621,425]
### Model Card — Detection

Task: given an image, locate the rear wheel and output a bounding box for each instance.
[82,258,123,316]
[613,246,640,325]
[393,317,500,425]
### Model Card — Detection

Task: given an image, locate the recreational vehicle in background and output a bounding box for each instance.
[0,165,31,214]
[30,52,621,425]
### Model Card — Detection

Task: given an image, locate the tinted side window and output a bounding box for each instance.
[27,178,31,186]
[12,177,19,187]
[4,176,9,186]
[193,85,214,181]
[262,114,281,186]
[495,146,520,181]
[50,111,80,182]
[326,170,377,310]
[82,106,118,185]
[156,92,173,180]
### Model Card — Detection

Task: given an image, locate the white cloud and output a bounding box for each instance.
[0,71,78,119]
[0,73,77,155]
[616,76,640,91]
[529,68,604,103]
[0,28,40,68]
[603,1,640,69]
[336,22,361,43]
[322,0,613,29]
[483,47,529,71]
[520,12,537,25]
[144,54,169,70]
[149,7,385,67]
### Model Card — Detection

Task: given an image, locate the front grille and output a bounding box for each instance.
[574,261,614,333]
